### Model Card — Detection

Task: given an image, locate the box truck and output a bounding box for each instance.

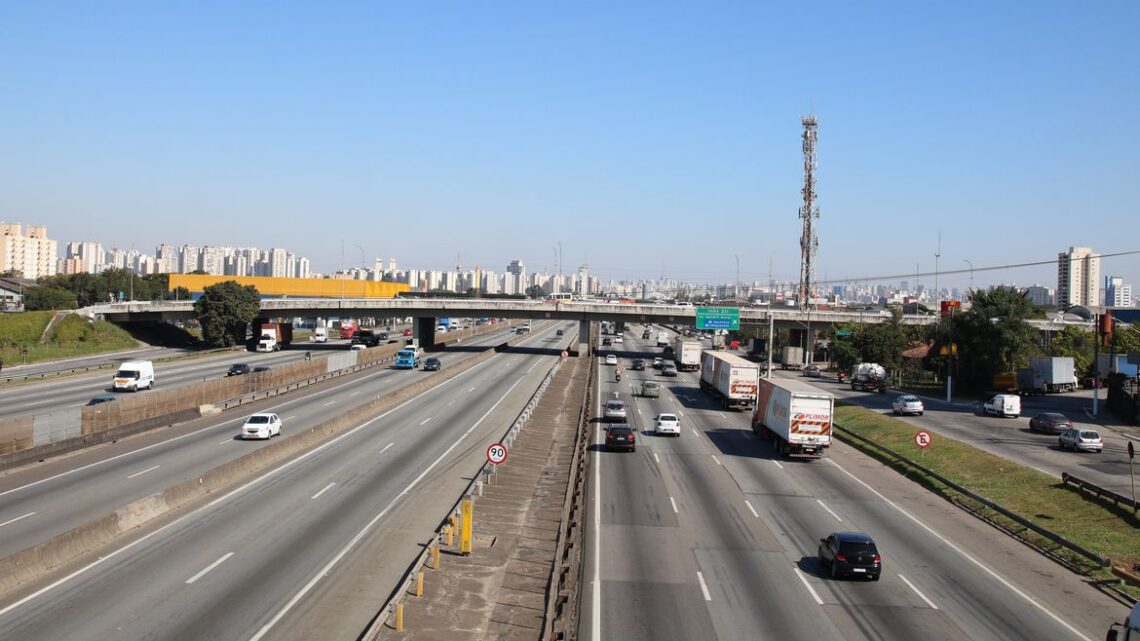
[699,351,760,410]
[1029,356,1077,392]
[674,338,702,371]
[255,322,293,352]
[752,377,833,458]
[781,346,804,370]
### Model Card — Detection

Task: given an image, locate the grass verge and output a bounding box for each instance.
[835,405,1140,594]
[0,312,139,365]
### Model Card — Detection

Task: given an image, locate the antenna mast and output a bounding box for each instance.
[798,115,820,309]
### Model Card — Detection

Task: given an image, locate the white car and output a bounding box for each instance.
[241,412,282,440]
[614,336,624,344]
[655,413,681,436]
[891,395,925,416]
[1058,428,1103,453]
[605,355,618,366]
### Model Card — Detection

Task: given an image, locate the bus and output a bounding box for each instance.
[545,292,575,302]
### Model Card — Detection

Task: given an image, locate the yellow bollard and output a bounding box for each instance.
[416,571,424,597]
[460,496,474,555]
[431,544,440,570]
[394,602,404,631]
[445,525,453,547]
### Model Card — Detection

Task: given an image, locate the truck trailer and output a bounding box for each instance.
[699,351,760,410]
[1029,356,1077,393]
[752,377,833,458]
[255,322,293,352]
[780,346,804,370]
[673,338,702,371]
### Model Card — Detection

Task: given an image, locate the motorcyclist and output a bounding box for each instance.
[305,351,312,362]
[615,366,622,382]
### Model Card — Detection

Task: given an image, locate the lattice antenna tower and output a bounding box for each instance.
[798,115,820,309]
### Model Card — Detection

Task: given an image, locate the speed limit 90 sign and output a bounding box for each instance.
[487,443,508,465]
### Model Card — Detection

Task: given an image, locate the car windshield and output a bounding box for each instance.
[247,415,270,424]
[606,401,625,410]
[659,414,677,422]
[1080,431,1100,439]
[115,370,140,379]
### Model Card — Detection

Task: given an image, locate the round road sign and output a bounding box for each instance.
[561,350,568,358]
[487,443,508,465]
[914,431,932,449]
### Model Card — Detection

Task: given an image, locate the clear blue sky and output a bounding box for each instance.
[2,1,1137,292]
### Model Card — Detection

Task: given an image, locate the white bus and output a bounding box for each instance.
[545,292,575,302]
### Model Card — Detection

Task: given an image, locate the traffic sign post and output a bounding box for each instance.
[695,307,740,331]
[914,431,932,459]
[1128,440,1135,515]
[487,442,508,466]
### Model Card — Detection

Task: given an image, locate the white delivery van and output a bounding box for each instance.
[982,393,1020,418]
[312,326,328,343]
[113,360,155,392]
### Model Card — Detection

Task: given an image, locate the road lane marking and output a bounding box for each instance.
[717,412,727,419]
[744,500,759,518]
[526,359,541,373]
[248,372,529,641]
[447,401,455,406]
[126,465,160,479]
[379,443,394,454]
[350,391,360,396]
[678,411,684,417]
[285,415,296,420]
[670,496,678,513]
[185,552,234,585]
[311,483,336,500]
[898,574,939,610]
[696,571,712,601]
[653,452,660,463]
[793,567,824,605]
[218,439,233,445]
[711,455,722,466]
[322,401,335,407]
[0,353,502,621]
[23,399,55,407]
[825,458,1093,641]
[816,499,843,522]
[691,428,700,437]
[0,512,35,529]
[770,459,784,470]
[468,387,476,392]
[420,417,433,425]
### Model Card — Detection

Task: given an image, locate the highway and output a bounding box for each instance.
[0,321,577,641]
[579,325,1122,641]
[0,323,528,560]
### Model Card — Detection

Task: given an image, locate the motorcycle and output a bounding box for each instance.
[836,371,847,383]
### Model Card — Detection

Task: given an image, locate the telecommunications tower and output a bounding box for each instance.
[798,115,819,309]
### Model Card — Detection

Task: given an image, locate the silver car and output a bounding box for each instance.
[1058,428,1103,453]
[891,395,924,416]
[603,399,628,422]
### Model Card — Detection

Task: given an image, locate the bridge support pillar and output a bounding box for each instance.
[414,317,437,350]
[578,320,590,357]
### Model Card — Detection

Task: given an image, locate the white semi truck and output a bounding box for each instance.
[673,338,702,371]
[699,351,760,410]
[752,376,834,458]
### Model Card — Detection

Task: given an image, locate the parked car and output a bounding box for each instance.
[891,395,925,416]
[86,395,118,406]
[803,364,822,378]
[631,359,646,371]
[605,354,618,366]
[982,394,1021,418]
[655,413,681,436]
[641,381,661,398]
[1028,412,1072,435]
[423,357,442,371]
[1058,428,1103,453]
[227,363,251,377]
[605,424,636,452]
[661,363,678,377]
[241,412,282,440]
[603,399,628,421]
[818,532,881,580]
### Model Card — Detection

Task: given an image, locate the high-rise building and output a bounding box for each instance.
[0,223,58,279]
[268,248,290,278]
[1056,247,1101,309]
[1024,285,1055,307]
[65,241,104,273]
[505,259,526,295]
[1105,276,1133,308]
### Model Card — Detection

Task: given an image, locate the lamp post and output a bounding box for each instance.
[963,259,974,293]
[552,246,559,294]
[735,254,740,302]
[352,244,366,271]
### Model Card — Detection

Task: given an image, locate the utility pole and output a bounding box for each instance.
[934,232,941,308]
[798,115,820,310]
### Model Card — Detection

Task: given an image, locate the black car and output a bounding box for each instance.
[605,424,636,452]
[1028,412,1072,435]
[556,329,564,336]
[631,359,646,371]
[423,357,442,371]
[252,366,272,373]
[602,337,613,346]
[818,532,881,580]
[86,395,118,406]
[227,363,251,376]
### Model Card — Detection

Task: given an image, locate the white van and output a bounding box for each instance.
[982,393,1020,418]
[312,326,328,343]
[113,360,155,392]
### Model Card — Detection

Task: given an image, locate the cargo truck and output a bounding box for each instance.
[751,377,833,458]
[255,322,293,352]
[395,345,421,369]
[656,331,670,348]
[337,320,358,340]
[1106,600,1140,641]
[1098,354,1139,379]
[780,346,804,370]
[699,351,760,410]
[1029,356,1077,392]
[673,338,702,371]
[850,362,887,393]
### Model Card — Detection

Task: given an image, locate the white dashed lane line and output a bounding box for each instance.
[126,465,160,480]
[696,571,712,601]
[816,499,843,522]
[311,483,337,500]
[793,567,824,605]
[899,574,939,610]
[379,443,394,454]
[0,512,36,529]
[185,552,234,585]
[744,500,759,518]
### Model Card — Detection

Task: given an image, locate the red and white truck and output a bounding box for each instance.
[255,322,293,352]
[699,351,759,410]
[673,338,702,371]
[752,377,833,458]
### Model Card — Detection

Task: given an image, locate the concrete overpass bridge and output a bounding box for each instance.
[86,298,1089,356]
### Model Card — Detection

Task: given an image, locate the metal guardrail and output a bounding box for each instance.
[835,424,1112,568]
[360,355,561,640]
[0,362,119,384]
[1062,472,1138,515]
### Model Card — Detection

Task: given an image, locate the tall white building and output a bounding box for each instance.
[65,241,104,273]
[1105,276,1133,307]
[0,223,58,279]
[1056,246,1101,310]
[268,248,290,278]
[505,259,526,295]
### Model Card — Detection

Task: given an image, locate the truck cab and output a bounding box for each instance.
[1107,601,1140,641]
[395,345,421,369]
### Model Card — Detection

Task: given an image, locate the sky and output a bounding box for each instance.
[1,1,1138,292]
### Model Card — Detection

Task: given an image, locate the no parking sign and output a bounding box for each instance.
[914,431,932,449]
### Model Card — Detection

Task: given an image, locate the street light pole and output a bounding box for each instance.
[963,259,974,294]
[735,254,740,302]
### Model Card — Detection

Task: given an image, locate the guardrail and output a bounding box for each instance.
[1062,472,1138,516]
[0,362,120,385]
[212,354,400,410]
[360,353,562,639]
[835,424,1112,568]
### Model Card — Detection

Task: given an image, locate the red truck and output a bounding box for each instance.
[338,321,358,340]
[255,322,293,352]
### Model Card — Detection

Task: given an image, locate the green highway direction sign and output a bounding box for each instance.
[695,307,740,331]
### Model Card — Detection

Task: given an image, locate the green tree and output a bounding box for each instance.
[854,308,910,371]
[525,285,545,299]
[829,329,861,371]
[952,286,1038,391]
[1113,325,1140,354]
[193,281,261,347]
[1050,326,1096,375]
[23,285,78,311]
